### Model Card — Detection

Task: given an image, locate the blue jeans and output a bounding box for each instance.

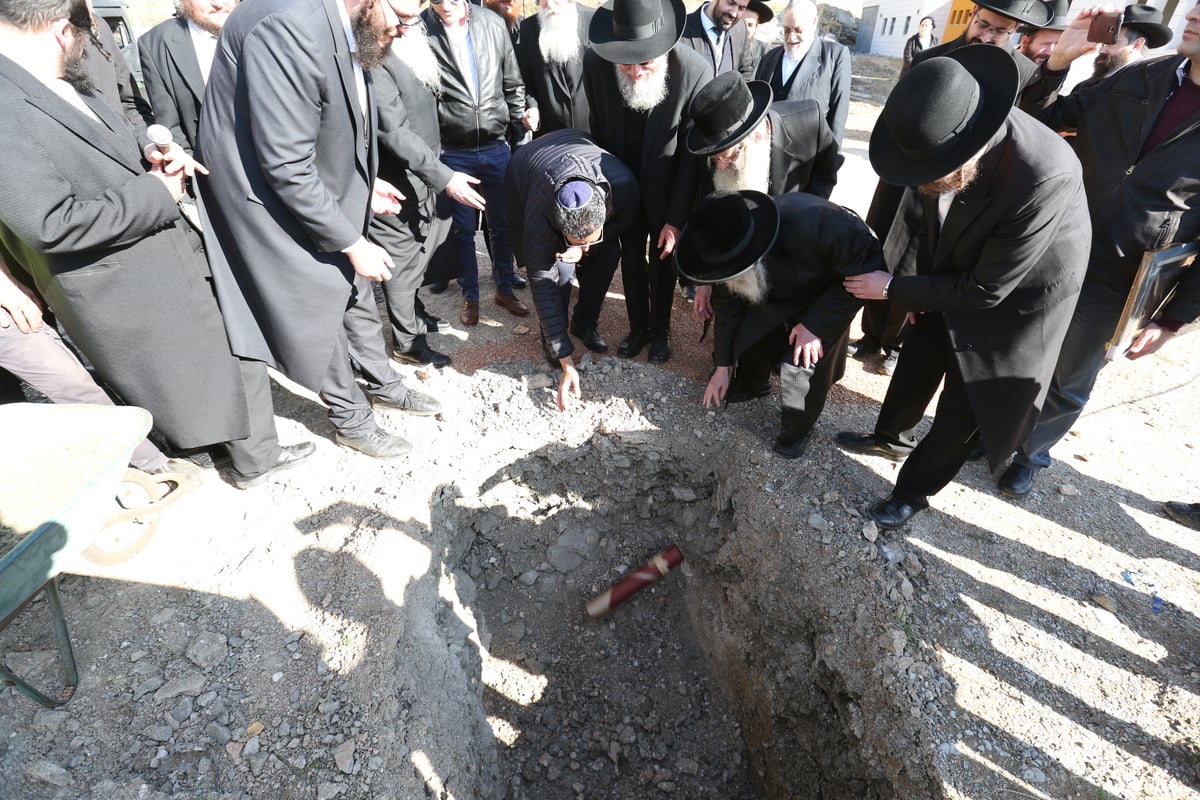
[1015,279,1129,469]
[440,142,515,302]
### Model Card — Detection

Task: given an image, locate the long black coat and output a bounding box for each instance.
[755,39,850,144]
[679,8,757,80]
[139,16,206,153]
[583,45,712,231]
[886,111,1092,471]
[515,6,594,135]
[1019,53,1200,324]
[506,129,639,357]
[0,55,249,449]
[196,0,378,391]
[712,194,883,367]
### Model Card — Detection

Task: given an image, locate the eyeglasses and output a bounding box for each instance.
[564,231,604,248]
[396,16,424,29]
[970,12,1017,41]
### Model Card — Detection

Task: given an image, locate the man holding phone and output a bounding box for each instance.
[1000,4,1200,498]
[1079,4,1173,85]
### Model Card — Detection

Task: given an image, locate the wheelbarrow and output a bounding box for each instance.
[0,403,151,707]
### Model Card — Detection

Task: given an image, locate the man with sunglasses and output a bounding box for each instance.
[197,0,443,461]
[505,128,639,410]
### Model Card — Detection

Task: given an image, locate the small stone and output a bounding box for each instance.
[206,723,232,745]
[332,739,355,773]
[518,570,539,586]
[675,758,700,776]
[670,487,698,502]
[129,650,147,662]
[248,752,268,777]
[528,374,553,390]
[26,760,71,787]
[149,608,175,625]
[862,520,879,543]
[185,632,228,671]
[244,737,261,756]
[32,709,67,732]
[1057,484,1079,496]
[317,782,344,800]
[144,724,173,743]
[881,629,907,657]
[284,632,303,645]
[154,671,206,702]
[368,755,383,770]
[246,721,265,738]
[225,741,243,761]
[513,324,531,335]
[1092,594,1117,613]
[132,677,164,701]
[1022,767,1047,784]
[272,672,284,682]
[808,514,830,532]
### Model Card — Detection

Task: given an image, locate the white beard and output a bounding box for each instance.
[615,60,669,112]
[711,136,771,193]
[725,261,769,304]
[538,5,581,64]
[394,30,442,94]
[785,39,813,62]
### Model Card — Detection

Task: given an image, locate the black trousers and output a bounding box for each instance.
[736,324,851,439]
[620,212,677,335]
[859,298,909,351]
[875,315,980,502]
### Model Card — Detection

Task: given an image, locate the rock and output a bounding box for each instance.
[518,570,540,586]
[1091,594,1117,613]
[862,520,879,543]
[206,723,232,745]
[332,739,356,773]
[153,671,206,701]
[185,632,228,671]
[246,721,265,738]
[169,697,194,723]
[1022,767,1047,784]
[547,526,599,573]
[528,374,553,390]
[1057,484,1079,496]
[244,736,261,756]
[144,724,173,743]
[317,782,344,800]
[808,514,830,532]
[248,751,269,776]
[513,325,531,335]
[26,760,71,787]
[132,677,164,701]
[32,709,67,732]
[225,741,243,761]
[675,758,700,776]
[670,487,698,502]
[881,629,907,657]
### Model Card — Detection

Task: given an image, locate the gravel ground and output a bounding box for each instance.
[1,56,1198,800]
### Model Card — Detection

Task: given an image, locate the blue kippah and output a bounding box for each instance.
[557,180,594,210]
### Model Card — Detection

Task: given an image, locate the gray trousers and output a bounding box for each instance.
[331,273,412,436]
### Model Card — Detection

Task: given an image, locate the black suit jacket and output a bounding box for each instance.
[583,45,713,230]
[679,7,757,81]
[755,39,850,144]
[516,7,593,135]
[139,16,206,153]
[887,111,1092,470]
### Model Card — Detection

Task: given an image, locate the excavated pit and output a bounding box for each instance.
[435,426,938,800]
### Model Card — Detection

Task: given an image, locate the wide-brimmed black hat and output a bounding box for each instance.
[686,74,773,156]
[870,44,1018,186]
[1123,4,1173,48]
[976,0,1053,27]
[1028,0,1070,31]
[676,190,780,284]
[746,0,773,23]
[589,0,686,64]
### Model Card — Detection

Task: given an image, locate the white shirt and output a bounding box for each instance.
[780,39,815,85]
[446,22,480,102]
[333,0,368,119]
[187,19,220,85]
[937,191,955,227]
[700,4,726,61]
[43,77,100,124]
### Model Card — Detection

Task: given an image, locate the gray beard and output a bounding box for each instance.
[538,6,581,64]
[711,137,771,193]
[725,261,769,304]
[394,30,442,94]
[615,61,669,112]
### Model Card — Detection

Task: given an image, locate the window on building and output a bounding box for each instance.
[889,17,896,34]
[903,15,911,34]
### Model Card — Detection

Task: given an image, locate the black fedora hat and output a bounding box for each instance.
[686,74,773,156]
[870,44,1018,186]
[746,0,774,23]
[1035,0,1071,30]
[1123,4,1173,48]
[976,0,1053,27]
[676,190,780,284]
[589,0,686,65]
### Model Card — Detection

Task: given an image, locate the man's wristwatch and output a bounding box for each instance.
[882,277,893,300]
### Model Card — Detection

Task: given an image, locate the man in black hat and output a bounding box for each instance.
[1017,0,1069,65]
[836,45,1090,530]
[911,0,1051,85]
[516,0,595,136]
[583,0,713,364]
[754,0,850,144]
[998,6,1200,499]
[743,0,772,63]
[680,0,758,80]
[1078,4,1172,86]
[506,129,639,409]
[677,190,885,458]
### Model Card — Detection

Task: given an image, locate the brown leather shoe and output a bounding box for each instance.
[494,292,530,317]
[460,300,479,326]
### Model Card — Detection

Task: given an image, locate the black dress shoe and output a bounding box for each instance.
[868,495,929,531]
[966,439,987,462]
[393,345,452,368]
[231,442,317,489]
[999,462,1037,498]
[511,273,528,290]
[648,333,671,363]
[617,329,652,358]
[772,432,810,460]
[835,431,913,462]
[847,337,881,358]
[428,281,448,294]
[1163,501,1200,531]
[569,323,609,353]
[725,381,771,404]
[423,314,451,333]
[335,427,412,459]
[372,388,442,416]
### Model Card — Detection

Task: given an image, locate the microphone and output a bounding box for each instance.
[146,124,173,156]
